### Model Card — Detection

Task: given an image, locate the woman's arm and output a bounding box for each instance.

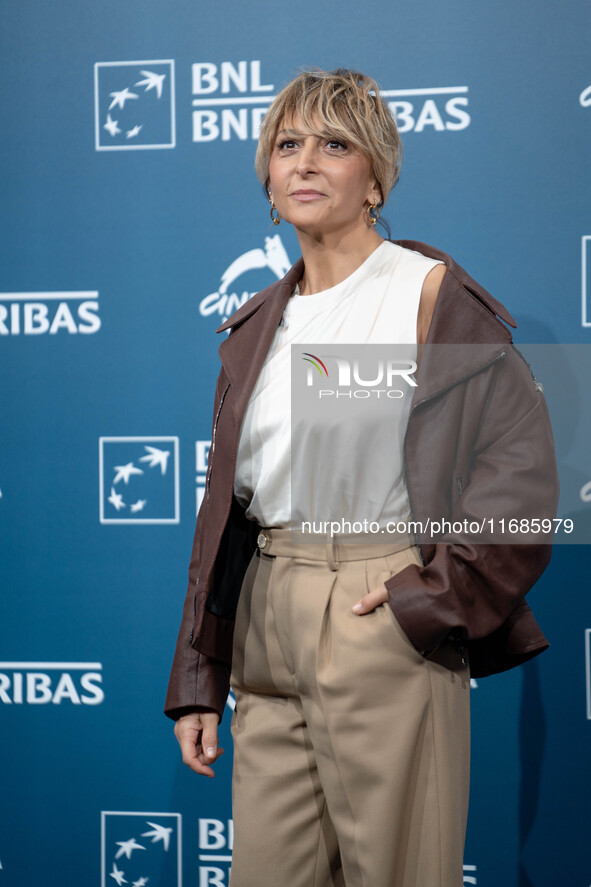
[417,263,446,345]
[165,367,233,776]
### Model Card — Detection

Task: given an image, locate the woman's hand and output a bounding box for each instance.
[352,582,388,614]
[174,709,224,778]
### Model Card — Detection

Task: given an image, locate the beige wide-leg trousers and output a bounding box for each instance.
[229,530,470,887]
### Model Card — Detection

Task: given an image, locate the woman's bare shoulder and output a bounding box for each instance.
[417,263,446,344]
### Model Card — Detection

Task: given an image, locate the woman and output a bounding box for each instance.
[166,69,557,886]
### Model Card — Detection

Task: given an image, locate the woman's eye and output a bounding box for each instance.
[277,139,297,150]
[326,139,347,150]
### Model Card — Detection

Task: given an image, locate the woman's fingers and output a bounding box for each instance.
[352,582,389,614]
[174,710,223,778]
[200,709,221,759]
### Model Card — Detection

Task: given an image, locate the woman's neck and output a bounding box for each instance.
[295,227,385,295]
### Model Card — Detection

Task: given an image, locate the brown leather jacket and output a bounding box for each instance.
[165,240,558,721]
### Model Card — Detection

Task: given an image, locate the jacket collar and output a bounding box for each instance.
[216,258,303,415]
[216,257,304,334]
[215,241,514,406]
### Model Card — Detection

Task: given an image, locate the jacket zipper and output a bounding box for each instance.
[206,380,231,503]
[403,348,507,565]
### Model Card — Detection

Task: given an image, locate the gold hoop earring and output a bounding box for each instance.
[268,193,281,225]
[366,203,380,226]
[270,202,281,225]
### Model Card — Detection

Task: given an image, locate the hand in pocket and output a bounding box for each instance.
[352,582,388,615]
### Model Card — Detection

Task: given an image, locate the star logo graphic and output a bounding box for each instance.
[139,446,170,475]
[135,70,166,99]
[108,488,125,511]
[104,114,121,137]
[113,463,144,485]
[115,838,146,860]
[94,60,176,151]
[110,862,128,885]
[102,812,181,887]
[108,87,139,111]
[141,822,174,852]
[99,437,179,524]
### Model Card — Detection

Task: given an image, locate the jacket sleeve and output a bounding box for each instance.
[385,346,559,663]
[164,368,231,723]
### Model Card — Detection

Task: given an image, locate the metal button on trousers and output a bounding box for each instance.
[229,528,470,887]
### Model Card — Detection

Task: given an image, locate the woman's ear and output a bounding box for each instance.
[367,180,383,208]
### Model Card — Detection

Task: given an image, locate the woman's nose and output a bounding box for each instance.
[296,140,318,176]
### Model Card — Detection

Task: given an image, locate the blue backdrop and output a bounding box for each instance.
[1,2,590,884]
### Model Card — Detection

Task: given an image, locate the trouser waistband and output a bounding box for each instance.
[255,526,414,569]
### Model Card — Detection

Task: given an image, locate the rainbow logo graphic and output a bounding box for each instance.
[302,352,329,377]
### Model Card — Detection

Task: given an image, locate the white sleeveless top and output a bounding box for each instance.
[233,241,443,528]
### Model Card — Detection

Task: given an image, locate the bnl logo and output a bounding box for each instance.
[192,60,274,142]
[196,440,211,515]
[99,437,180,524]
[199,820,233,886]
[94,60,175,150]
[463,864,477,885]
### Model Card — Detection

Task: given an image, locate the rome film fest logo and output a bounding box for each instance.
[99,437,180,524]
[101,812,181,887]
[199,235,292,325]
[94,60,175,150]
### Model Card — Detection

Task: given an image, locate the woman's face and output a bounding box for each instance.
[267,115,381,238]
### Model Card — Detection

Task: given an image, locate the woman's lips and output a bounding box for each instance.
[290,190,326,201]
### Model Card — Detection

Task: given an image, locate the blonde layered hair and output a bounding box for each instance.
[255,68,402,206]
